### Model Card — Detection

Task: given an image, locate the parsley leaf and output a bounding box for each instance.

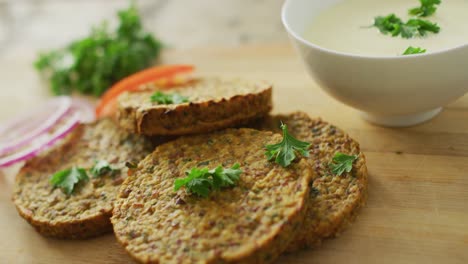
[403,46,427,55]
[374,14,403,36]
[409,0,441,17]
[329,152,358,176]
[90,160,119,178]
[265,123,311,168]
[210,163,242,188]
[34,5,162,96]
[174,163,242,198]
[50,167,89,195]
[372,14,440,39]
[400,23,420,38]
[176,168,212,197]
[150,91,189,104]
[405,18,440,37]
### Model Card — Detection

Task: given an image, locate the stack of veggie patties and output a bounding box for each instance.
[13,77,368,264]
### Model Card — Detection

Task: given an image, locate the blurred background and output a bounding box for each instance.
[0,0,287,54]
[0,0,288,119]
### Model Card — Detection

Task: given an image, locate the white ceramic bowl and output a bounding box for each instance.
[281,0,468,127]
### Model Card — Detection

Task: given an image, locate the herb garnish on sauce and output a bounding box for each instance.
[150,91,189,104]
[403,46,427,55]
[50,167,89,195]
[373,1,441,39]
[373,15,440,39]
[265,123,311,168]
[329,152,358,176]
[409,0,441,17]
[174,163,242,198]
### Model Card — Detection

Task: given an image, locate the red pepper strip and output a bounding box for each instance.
[95,65,194,117]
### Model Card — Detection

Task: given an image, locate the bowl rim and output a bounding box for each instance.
[281,0,468,60]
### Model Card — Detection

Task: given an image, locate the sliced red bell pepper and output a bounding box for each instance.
[95,65,194,117]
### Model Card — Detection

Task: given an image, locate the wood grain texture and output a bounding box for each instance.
[1,44,467,264]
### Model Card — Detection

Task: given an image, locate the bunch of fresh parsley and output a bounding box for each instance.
[35,5,162,96]
[174,163,242,198]
[150,91,189,104]
[265,123,311,167]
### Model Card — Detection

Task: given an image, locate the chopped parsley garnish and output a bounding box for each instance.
[90,160,119,178]
[329,152,358,176]
[34,5,162,96]
[373,14,440,39]
[50,167,89,195]
[265,123,311,168]
[403,46,427,55]
[174,163,242,198]
[409,0,441,17]
[374,14,403,37]
[150,91,189,104]
[404,18,440,37]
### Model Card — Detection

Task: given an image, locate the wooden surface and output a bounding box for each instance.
[1,44,468,264]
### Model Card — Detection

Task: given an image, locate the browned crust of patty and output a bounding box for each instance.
[15,206,112,239]
[253,112,368,251]
[111,128,314,264]
[117,78,272,136]
[114,189,309,264]
[12,119,153,239]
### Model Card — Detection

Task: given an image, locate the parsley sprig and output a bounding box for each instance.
[50,160,120,194]
[50,167,89,195]
[34,5,162,96]
[174,163,242,198]
[150,91,189,104]
[90,160,119,178]
[373,14,403,37]
[409,0,441,17]
[265,123,311,168]
[329,152,358,176]
[373,14,440,39]
[403,46,427,55]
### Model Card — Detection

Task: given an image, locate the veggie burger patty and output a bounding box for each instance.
[111,128,314,264]
[117,78,272,136]
[255,112,368,251]
[12,118,153,239]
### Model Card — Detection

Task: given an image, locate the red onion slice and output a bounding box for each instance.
[0,97,72,155]
[0,111,80,168]
[70,97,96,123]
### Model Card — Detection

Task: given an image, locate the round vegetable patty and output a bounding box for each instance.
[111,128,314,264]
[256,112,368,251]
[117,78,272,136]
[13,118,153,239]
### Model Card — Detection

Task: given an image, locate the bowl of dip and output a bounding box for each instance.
[282,0,468,126]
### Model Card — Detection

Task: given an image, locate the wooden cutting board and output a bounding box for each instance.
[1,44,467,264]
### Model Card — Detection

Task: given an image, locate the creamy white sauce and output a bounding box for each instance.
[303,0,468,56]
